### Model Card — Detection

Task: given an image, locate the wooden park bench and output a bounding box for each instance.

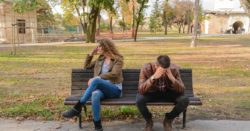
[64,69,202,129]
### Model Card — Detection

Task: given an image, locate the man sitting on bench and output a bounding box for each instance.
[136,55,190,131]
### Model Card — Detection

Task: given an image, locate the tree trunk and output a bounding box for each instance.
[163,11,168,35]
[134,19,140,42]
[86,7,100,43]
[164,20,168,35]
[182,23,185,34]
[96,14,101,36]
[110,16,113,34]
[131,0,135,38]
[122,17,125,32]
[188,23,191,34]
[75,5,86,34]
[187,11,191,34]
[178,23,181,34]
[82,0,87,34]
[191,0,199,47]
[165,25,168,35]
[134,0,146,42]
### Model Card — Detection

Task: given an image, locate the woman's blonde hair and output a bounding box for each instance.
[98,38,123,59]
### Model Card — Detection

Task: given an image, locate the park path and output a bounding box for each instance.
[0,34,233,48]
[0,118,249,131]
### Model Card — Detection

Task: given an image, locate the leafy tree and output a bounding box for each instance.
[86,0,115,43]
[149,0,162,33]
[61,0,87,34]
[62,12,80,33]
[96,14,101,36]
[53,13,65,32]
[172,0,184,34]
[173,0,194,34]
[130,0,136,37]
[12,0,39,13]
[37,0,55,31]
[139,18,146,31]
[133,0,148,41]
[183,1,194,34]
[119,0,132,31]
[240,0,250,13]
[118,20,127,32]
[99,18,109,31]
[56,0,117,42]
[162,1,174,35]
[107,2,118,34]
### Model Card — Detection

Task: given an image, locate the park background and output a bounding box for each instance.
[0,0,250,127]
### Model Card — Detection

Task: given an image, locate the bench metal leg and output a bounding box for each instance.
[182,109,187,129]
[78,113,82,129]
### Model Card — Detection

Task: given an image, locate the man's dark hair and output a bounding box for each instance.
[157,55,171,68]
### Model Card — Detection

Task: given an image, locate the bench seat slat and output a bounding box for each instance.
[71,86,194,92]
[71,89,195,96]
[64,96,201,105]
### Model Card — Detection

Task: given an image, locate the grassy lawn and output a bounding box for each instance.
[0,34,249,121]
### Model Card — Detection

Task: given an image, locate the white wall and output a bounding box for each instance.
[203,0,245,13]
[0,4,7,43]
[204,19,209,34]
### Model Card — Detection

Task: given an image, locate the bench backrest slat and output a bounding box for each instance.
[71,69,193,97]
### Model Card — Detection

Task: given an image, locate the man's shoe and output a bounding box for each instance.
[163,117,174,131]
[62,101,82,118]
[145,119,153,131]
[93,120,103,131]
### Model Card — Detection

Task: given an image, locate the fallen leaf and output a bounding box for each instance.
[16,116,24,121]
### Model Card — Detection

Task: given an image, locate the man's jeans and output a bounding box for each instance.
[136,90,189,121]
[80,78,121,121]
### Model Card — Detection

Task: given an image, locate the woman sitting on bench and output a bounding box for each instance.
[62,38,124,131]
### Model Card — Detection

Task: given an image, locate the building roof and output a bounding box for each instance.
[202,0,248,14]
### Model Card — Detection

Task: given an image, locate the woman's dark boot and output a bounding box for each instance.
[62,100,82,118]
[145,118,153,131]
[93,120,103,131]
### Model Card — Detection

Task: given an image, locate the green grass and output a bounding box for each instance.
[0,34,250,120]
[0,96,66,120]
[100,106,140,120]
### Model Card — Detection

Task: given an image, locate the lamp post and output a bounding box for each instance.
[11,23,18,55]
[190,0,199,47]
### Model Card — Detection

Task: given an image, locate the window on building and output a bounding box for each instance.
[17,19,26,34]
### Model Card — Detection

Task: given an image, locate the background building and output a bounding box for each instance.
[0,0,37,44]
[201,0,250,34]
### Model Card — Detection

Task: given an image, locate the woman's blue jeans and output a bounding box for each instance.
[79,77,121,121]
